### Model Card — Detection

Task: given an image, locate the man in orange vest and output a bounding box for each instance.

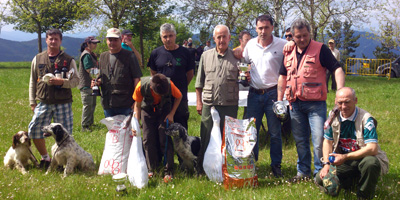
[277,19,345,182]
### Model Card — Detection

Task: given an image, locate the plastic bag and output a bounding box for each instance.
[203,107,224,183]
[98,115,133,175]
[222,116,258,189]
[127,114,148,189]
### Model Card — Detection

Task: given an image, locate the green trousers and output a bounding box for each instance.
[316,155,381,199]
[197,104,238,173]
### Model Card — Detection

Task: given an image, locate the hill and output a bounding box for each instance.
[0,36,83,62]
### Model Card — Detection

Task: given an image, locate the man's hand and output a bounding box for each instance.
[196,101,203,115]
[331,153,347,166]
[233,47,243,59]
[30,104,37,112]
[283,40,295,53]
[49,77,64,86]
[319,164,331,179]
[91,79,101,88]
[165,113,174,123]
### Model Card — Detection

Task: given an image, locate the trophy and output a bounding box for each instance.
[90,67,101,96]
[237,60,250,87]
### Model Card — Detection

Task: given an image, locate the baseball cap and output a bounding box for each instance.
[106,28,121,38]
[328,39,335,44]
[322,165,341,196]
[121,29,133,35]
[84,36,100,43]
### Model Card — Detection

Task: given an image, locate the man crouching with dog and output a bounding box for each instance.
[315,87,389,199]
[132,73,182,182]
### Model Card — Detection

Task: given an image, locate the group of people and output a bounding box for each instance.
[27,14,388,199]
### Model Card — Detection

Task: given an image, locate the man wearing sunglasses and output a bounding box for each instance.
[285,28,293,41]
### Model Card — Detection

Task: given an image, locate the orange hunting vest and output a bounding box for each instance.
[284,40,327,103]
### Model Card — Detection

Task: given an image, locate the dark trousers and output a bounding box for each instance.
[326,70,337,91]
[173,99,190,130]
[315,156,381,199]
[197,104,238,172]
[141,106,174,175]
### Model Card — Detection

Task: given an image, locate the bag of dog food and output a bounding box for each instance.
[127,114,148,189]
[203,107,224,183]
[98,114,133,175]
[222,116,258,189]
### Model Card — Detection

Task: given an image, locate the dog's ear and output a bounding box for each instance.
[12,134,20,149]
[180,126,188,141]
[53,125,65,142]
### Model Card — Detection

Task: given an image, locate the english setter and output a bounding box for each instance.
[3,131,39,174]
[165,123,201,173]
[42,123,95,177]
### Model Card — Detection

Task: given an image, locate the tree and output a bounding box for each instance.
[292,0,376,40]
[122,0,172,67]
[179,0,270,42]
[95,0,134,28]
[341,21,360,64]
[373,23,398,60]
[6,0,93,52]
[372,0,400,52]
[326,19,342,48]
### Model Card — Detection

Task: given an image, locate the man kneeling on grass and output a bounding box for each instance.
[132,73,182,182]
[315,87,389,199]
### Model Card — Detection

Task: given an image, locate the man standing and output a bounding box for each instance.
[242,14,287,177]
[316,87,388,199]
[284,27,293,41]
[28,29,79,169]
[96,28,142,117]
[121,29,143,68]
[327,39,340,92]
[195,25,239,173]
[233,30,252,59]
[148,23,194,129]
[277,19,345,181]
[203,40,212,51]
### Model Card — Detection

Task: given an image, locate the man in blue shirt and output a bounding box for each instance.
[121,29,142,68]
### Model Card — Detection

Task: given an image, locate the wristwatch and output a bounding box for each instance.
[322,161,330,166]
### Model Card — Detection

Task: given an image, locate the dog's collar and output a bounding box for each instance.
[54,134,70,155]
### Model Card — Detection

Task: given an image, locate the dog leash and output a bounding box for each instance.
[163,119,169,166]
[53,134,70,156]
[28,147,39,164]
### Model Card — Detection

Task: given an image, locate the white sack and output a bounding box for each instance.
[203,107,224,183]
[127,114,148,189]
[98,115,133,175]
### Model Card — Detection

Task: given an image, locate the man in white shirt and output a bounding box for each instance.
[242,14,287,177]
[327,39,340,91]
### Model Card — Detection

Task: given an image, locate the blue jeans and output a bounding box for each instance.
[104,107,132,117]
[290,100,326,176]
[247,88,282,165]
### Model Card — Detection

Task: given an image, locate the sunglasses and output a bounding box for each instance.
[285,34,293,38]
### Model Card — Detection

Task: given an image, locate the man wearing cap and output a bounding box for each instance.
[95,28,142,117]
[315,87,388,199]
[28,29,79,169]
[148,23,195,129]
[78,36,100,132]
[327,39,340,92]
[121,29,143,68]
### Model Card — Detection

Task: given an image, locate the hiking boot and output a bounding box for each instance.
[39,160,51,170]
[288,172,311,183]
[271,165,283,178]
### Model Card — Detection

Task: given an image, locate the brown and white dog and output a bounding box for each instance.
[3,131,39,174]
[42,123,96,178]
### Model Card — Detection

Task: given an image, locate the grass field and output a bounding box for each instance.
[0,62,399,199]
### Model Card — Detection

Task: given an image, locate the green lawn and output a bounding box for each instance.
[0,62,399,199]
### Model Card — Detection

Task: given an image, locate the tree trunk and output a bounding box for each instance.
[37,25,42,53]
[139,0,144,68]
